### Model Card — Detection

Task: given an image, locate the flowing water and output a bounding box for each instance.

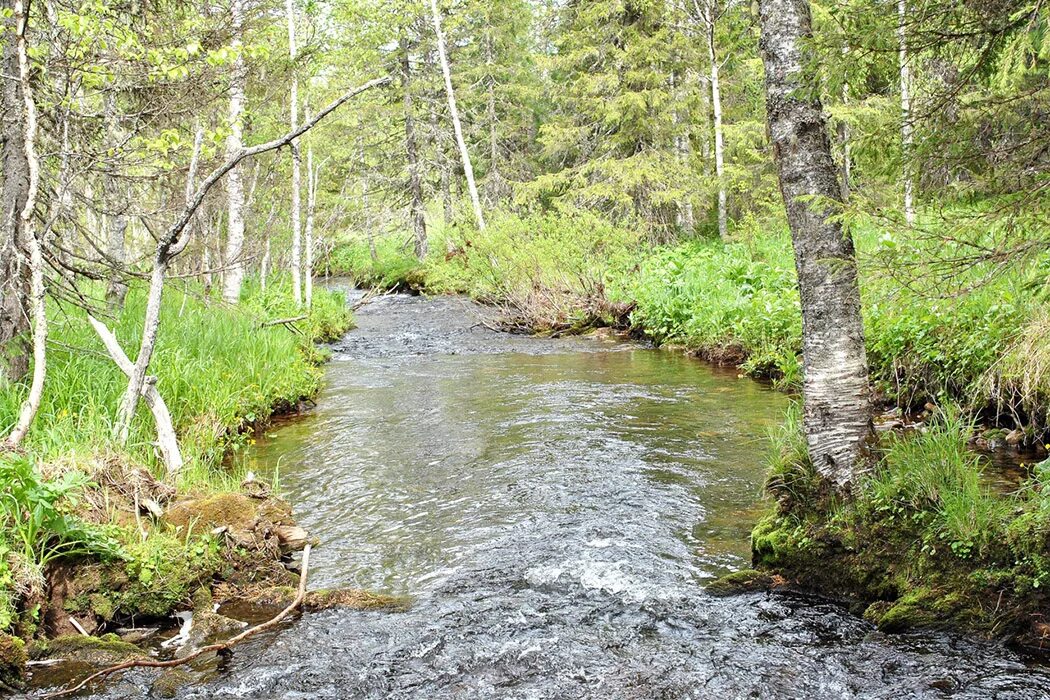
[60,292,1050,699]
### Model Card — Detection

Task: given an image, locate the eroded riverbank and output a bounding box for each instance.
[49,293,1050,699]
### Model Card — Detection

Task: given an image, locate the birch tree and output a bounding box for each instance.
[758,0,873,486]
[288,0,304,305]
[701,0,728,240]
[430,0,486,231]
[4,0,45,448]
[400,35,428,260]
[898,0,915,225]
[111,78,390,446]
[222,0,249,304]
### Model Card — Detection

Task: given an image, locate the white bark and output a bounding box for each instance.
[898,0,915,225]
[5,0,44,448]
[703,0,728,240]
[88,316,183,476]
[758,0,873,486]
[288,0,303,305]
[304,144,315,309]
[430,0,486,231]
[222,0,248,304]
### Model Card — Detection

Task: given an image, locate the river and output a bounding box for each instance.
[70,292,1050,699]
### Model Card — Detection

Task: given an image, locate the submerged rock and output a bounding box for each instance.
[31,634,147,666]
[705,569,779,597]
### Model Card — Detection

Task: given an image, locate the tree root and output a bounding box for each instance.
[43,545,312,698]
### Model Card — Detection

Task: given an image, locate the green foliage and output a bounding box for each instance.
[0,455,121,570]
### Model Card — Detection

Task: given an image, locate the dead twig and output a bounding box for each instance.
[44,545,313,699]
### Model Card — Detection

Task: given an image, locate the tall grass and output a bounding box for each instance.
[0,279,351,487]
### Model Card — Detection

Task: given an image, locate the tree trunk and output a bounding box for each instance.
[430,0,485,231]
[671,70,695,231]
[0,0,30,385]
[484,30,501,206]
[898,0,915,225]
[704,0,728,240]
[400,36,428,260]
[222,0,248,304]
[288,0,303,305]
[103,92,129,310]
[838,46,852,201]
[758,0,873,486]
[5,0,44,447]
[304,144,315,309]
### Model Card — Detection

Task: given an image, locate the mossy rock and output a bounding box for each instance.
[164,493,298,551]
[32,634,147,665]
[0,634,27,692]
[304,589,410,612]
[705,569,777,597]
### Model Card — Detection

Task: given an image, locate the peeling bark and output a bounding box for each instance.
[288,0,303,306]
[758,0,873,486]
[222,0,248,304]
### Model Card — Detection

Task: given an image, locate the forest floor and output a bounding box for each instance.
[325,211,1050,654]
[0,280,405,693]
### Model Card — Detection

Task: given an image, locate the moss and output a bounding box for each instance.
[705,569,777,597]
[0,634,27,692]
[34,634,146,665]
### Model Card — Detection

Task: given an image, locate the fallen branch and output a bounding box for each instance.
[44,545,313,698]
[87,315,184,477]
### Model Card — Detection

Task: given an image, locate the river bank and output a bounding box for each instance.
[0,278,385,693]
[324,213,1050,653]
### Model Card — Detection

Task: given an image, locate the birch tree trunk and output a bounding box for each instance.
[400,36,428,260]
[898,0,915,225]
[222,0,248,304]
[6,0,45,447]
[838,46,852,201]
[430,0,485,231]
[671,71,695,231]
[0,0,30,384]
[288,0,303,305]
[103,92,130,310]
[703,0,728,240]
[758,0,873,486]
[304,144,315,309]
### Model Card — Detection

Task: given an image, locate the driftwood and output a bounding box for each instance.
[44,545,312,698]
[87,315,184,477]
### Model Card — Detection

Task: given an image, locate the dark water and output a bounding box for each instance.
[53,293,1050,699]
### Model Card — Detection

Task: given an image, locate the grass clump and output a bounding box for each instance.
[754,405,1050,645]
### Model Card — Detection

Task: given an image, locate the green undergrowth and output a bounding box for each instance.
[752,405,1050,646]
[329,210,1046,428]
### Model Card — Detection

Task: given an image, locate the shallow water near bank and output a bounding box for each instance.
[50,293,1050,699]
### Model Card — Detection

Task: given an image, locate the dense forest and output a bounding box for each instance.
[2,0,1050,695]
